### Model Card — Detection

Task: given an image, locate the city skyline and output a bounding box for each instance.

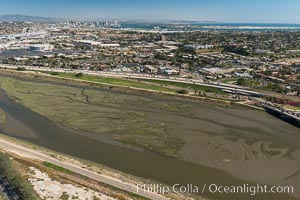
[0,0,300,23]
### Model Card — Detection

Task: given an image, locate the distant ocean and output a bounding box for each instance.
[119,23,300,31]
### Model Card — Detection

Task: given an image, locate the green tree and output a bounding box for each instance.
[0,153,38,199]
[237,78,247,86]
[75,73,84,78]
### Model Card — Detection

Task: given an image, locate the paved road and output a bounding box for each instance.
[0,138,170,200]
[0,64,261,96]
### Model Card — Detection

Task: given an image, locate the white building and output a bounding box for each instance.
[28,44,54,52]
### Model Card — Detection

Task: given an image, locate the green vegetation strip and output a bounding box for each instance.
[138,79,225,94]
[0,153,38,199]
[52,72,177,93]
[219,78,238,84]
[42,162,73,174]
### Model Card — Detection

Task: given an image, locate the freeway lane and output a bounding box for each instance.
[0,64,261,96]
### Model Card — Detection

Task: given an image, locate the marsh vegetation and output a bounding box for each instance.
[0,76,188,157]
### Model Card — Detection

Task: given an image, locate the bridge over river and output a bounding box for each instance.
[262,103,300,127]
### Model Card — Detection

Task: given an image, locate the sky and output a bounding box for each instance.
[0,0,300,23]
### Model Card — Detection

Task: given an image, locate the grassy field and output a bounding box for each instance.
[51,72,178,93]
[138,79,225,94]
[219,78,238,84]
[0,76,187,157]
[50,72,235,103]
[47,72,228,96]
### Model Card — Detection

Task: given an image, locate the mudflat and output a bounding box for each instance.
[0,73,299,199]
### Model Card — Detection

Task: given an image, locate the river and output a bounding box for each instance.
[0,74,297,200]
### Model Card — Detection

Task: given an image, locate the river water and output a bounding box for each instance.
[0,74,297,200]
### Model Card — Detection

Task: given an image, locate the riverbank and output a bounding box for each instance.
[0,70,299,199]
[0,134,173,200]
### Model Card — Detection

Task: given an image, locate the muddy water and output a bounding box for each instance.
[0,74,297,200]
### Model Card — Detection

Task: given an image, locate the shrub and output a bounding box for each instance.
[50,72,59,76]
[237,78,247,86]
[75,73,84,78]
[176,89,189,94]
[16,67,26,71]
[0,153,38,199]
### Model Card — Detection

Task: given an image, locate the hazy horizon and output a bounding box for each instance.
[1,0,300,23]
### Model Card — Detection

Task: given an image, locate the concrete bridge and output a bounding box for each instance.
[262,103,300,126]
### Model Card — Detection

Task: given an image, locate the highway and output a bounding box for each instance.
[0,137,170,200]
[0,64,262,97]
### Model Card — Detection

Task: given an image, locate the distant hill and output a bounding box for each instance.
[0,15,59,22]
